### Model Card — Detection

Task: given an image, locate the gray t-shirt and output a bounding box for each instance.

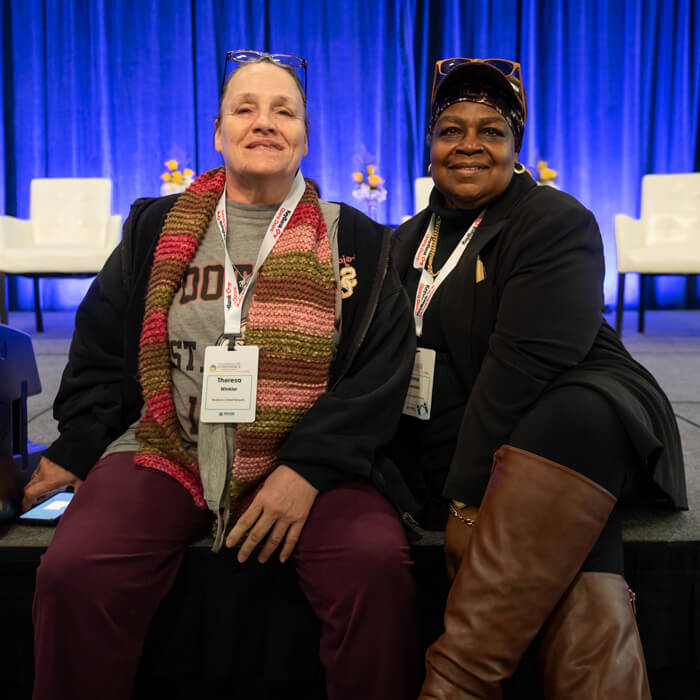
[102,198,341,460]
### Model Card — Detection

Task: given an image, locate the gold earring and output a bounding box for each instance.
[428,163,432,174]
[513,162,526,174]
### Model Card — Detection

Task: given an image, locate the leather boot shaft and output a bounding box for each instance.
[537,572,651,699]
[420,445,617,699]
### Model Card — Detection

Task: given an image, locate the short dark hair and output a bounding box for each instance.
[216,57,309,133]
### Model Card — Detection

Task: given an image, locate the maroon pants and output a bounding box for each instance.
[32,453,420,700]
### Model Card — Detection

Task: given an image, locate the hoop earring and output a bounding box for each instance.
[513,162,526,174]
[428,163,432,174]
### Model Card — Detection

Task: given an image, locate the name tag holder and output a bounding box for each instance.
[404,210,487,420]
[200,344,259,423]
[402,347,436,420]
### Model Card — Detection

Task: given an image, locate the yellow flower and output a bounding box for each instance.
[161,172,172,182]
[536,160,557,182]
[172,171,184,185]
[183,168,194,178]
[166,159,179,171]
[352,171,364,183]
[368,174,384,188]
[366,164,376,175]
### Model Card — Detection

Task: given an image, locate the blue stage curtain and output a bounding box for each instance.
[1,0,699,310]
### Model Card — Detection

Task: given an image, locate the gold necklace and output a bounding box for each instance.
[426,216,442,277]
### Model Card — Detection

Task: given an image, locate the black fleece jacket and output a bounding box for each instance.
[392,172,686,510]
[44,195,419,516]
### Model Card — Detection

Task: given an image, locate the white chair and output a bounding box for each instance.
[414,176,433,213]
[400,177,434,223]
[0,178,122,331]
[615,173,700,335]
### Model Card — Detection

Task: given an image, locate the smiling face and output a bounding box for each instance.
[430,101,516,210]
[214,61,308,204]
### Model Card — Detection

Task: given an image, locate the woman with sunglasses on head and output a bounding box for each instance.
[26,51,421,700]
[391,58,686,698]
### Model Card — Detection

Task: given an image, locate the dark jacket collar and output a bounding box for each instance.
[392,171,538,279]
[428,171,537,224]
[428,187,481,222]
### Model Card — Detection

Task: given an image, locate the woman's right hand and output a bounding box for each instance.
[444,503,479,580]
[22,456,83,512]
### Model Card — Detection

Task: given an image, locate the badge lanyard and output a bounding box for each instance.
[214,169,306,336]
[412,210,486,336]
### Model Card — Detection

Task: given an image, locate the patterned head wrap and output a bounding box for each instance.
[429,61,527,152]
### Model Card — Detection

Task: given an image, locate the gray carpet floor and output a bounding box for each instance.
[8,308,700,544]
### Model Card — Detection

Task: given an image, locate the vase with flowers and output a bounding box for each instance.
[160,159,195,196]
[351,163,387,220]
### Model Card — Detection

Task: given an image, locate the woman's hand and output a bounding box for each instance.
[444,503,479,580]
[22,456,83,511]
[225,465,318,564]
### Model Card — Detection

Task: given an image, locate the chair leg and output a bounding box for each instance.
[616,273,625,337]
[0,272,7,325]
[637,274,646,333]
[685,274,698,309]
[33,277,44,333]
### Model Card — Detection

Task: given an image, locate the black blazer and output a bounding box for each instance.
[393,172,687,509]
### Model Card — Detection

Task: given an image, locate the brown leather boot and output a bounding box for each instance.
[537,572,652,699]
[419,445,617,699]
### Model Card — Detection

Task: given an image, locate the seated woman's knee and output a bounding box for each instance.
[509,386,633,496]
[342,514,412,582]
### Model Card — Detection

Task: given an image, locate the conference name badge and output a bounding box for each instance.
[402,347,436,420]
[200,345,259,423]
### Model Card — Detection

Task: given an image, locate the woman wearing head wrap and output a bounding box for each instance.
[26,51,420,700]
[391,58,687,698]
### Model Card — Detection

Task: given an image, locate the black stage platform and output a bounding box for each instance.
[2,526,699,699]
[1,310,700,698]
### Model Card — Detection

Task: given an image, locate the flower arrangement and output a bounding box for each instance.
[160,159,195,196]
[352,160,387,218]
[535,160,558,187]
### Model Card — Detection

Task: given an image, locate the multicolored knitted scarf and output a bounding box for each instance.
[134,166,336,513]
